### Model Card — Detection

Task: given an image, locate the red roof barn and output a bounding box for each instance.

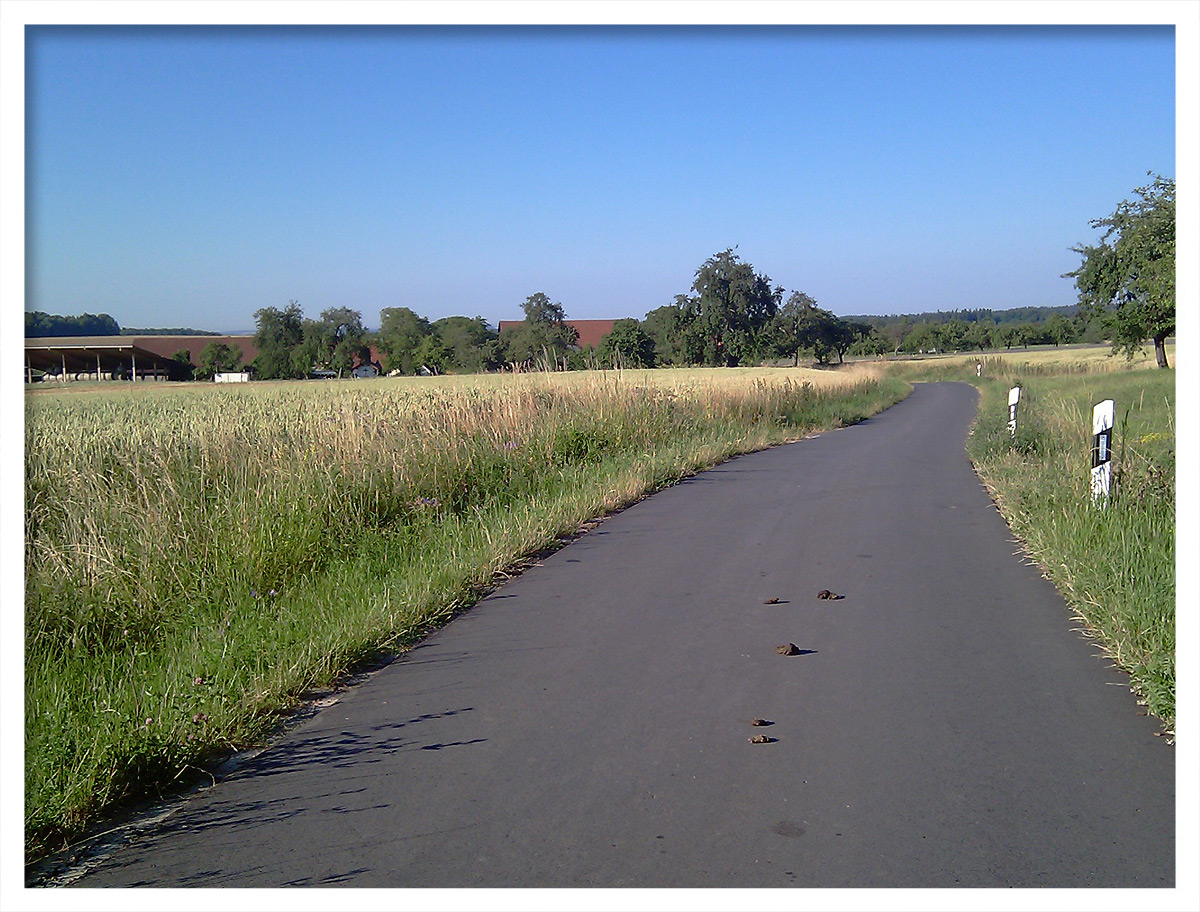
[497,319,619,351]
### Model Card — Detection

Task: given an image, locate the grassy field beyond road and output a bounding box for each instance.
[24,364,906,860]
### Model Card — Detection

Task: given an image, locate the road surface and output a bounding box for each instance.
[49,381,1174,888]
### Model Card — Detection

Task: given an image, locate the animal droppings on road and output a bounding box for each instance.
[816,589,843,600]
[750,718,772,726]
[776,643,801,656]
[763,597,780,604]
[749,734,775,744]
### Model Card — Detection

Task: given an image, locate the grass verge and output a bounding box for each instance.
[897,349,1174,733]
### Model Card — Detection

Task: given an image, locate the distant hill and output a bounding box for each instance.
[120,327,222,336]
[25,311,232,339]
[25,311,121,338]
[845,304,1080,328]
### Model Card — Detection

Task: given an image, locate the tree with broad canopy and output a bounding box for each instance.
[252,301,306,379]
[679,249,782,367]
[1065,174,1174,368]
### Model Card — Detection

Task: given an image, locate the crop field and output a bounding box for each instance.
[878,340,1175,377]
[23,363,906,859]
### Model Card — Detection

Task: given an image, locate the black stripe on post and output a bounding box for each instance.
[1092,428,1112,469]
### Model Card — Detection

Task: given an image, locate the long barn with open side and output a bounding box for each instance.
[23,335,259,383]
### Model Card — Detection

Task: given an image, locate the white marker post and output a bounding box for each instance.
[1091,399,1115,504]
[1008,386,1021,437]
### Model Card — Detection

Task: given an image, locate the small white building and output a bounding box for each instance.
[214,371,250,383]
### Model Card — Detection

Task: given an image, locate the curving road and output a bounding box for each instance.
[51,382,1173,888]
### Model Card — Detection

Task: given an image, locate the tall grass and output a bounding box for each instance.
[24,365,907,860]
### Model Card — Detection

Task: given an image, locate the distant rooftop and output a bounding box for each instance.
[497,319,619,351]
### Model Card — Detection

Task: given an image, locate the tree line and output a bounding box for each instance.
[25,312,121,338]
[241,247,1130,380]
[235,249,872,379]
[28,174,1175,378]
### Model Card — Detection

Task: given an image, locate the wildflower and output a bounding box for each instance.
[193,676,204,686]
[144,717,153,726]
[192,712,207,724]
[269,589,277,598]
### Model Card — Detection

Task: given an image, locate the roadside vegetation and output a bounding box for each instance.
[900,345,1175,732]
[24,365,907,861]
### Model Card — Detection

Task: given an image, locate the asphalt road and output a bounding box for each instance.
[53,381,1173,888]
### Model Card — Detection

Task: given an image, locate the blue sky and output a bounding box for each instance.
[21,22,1179,332]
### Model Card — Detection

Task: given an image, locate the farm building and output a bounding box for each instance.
[23,334,385,383]
[116,334,260,366]
[496,319,619,351]
[22,336,216,382]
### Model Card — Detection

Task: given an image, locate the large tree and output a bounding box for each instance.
[771,291,857,365]
[1065,174,1175,368]
[934,319,970,353]
[377,306,432,375]
[320,307,369,377]
[807,308,856,364]
[413,333,452,374]
[432,315,500,373]
[1044,313,1077,347]
[900,322,938,354]
[771,291,820,366]
[520,291,567,326]
[252,300,305,379]
[597,318,656,368]
[680,249,782,367]
[500,293,578,368]
[642,299,689,366]
[292,307,368,377]
[195,341,243,380]
[170,349,196,381]
[963,320,995,352]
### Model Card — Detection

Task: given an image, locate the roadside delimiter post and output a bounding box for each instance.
[1008,386,1021,437]
[1091,399,1115,504]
